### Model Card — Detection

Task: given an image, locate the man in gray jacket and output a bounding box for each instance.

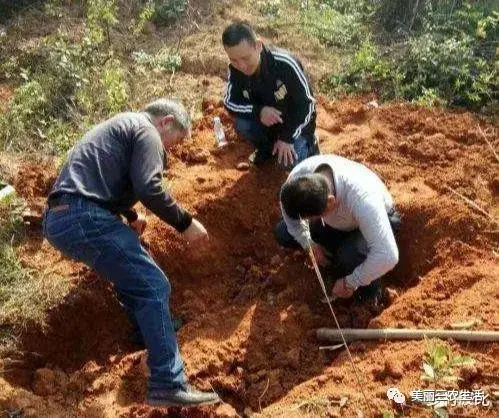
[274,154,401,302]
[43,99,220,407]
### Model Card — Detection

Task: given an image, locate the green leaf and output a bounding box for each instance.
[433,345,448,367]
[449,356,475,367]
[382,411,395,418]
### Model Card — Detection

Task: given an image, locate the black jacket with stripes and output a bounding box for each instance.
[224,45,316,144]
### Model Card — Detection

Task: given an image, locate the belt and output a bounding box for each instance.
[47,193,117,213]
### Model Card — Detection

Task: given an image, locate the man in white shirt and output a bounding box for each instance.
[274,154,401,302]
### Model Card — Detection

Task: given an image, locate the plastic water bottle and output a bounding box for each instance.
[0,185,15,201]
[213,116,228,147]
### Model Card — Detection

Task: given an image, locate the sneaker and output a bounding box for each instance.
[248,149,272,165]
[147,383,221,407]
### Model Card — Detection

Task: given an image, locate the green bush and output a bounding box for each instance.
[319,0,497,109]
[0,36,92,153]
[132,49,182,72]
[153,0,188,26]
[0,81,47,151]
[132,0,156,34]
[321,40,401,98]
[299,1,367,47]
[401,33,494,106]
[103,59,129,114]
[86,0,118,45]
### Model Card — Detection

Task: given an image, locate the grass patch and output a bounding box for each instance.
[0,195,71,329]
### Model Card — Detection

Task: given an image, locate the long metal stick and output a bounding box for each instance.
[317,328,499,342]
[306,244,374,416]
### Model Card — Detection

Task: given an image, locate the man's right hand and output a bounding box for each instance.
[311,243,329,267]
[182,218,209,245]
[260,106,283,127]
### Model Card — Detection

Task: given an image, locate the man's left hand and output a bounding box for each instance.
[130,214,147,236]
[273,140,297,167]
[332,278,355,299]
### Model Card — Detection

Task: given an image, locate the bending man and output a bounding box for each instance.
[274,154,401,302]
[43,99,220,407]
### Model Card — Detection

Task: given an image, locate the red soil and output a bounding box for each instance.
[0,97,497,417]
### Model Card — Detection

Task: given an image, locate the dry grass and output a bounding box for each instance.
[0,198,72,330]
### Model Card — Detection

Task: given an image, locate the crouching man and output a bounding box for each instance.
[274,154,401,302]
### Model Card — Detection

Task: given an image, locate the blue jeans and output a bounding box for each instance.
[235,117,318,168]
[42,194,187,390]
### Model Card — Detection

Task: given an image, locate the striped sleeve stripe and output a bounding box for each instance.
[273,52,316,139]
[224,71,253,113]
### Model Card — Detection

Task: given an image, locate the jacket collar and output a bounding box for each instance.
[256,44,275,80]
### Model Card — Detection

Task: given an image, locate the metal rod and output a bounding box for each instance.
[317,328,499,342]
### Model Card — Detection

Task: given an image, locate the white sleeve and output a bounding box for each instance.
[346,195,399,287]
[280,200,312,249]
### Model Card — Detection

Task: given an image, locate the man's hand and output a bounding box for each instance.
[311,243,329,267]
[130,214,147,236]
[332,278,355,299]
[260,106,283,127]
[273,140,297,167]
[182,218,209,245]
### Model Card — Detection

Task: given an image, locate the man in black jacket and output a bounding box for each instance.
[222,22,319,168]
[43,99,220,407]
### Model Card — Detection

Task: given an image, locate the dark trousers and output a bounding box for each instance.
[274,210,401,298]
[43,194,187,390]
[234,117,319,168]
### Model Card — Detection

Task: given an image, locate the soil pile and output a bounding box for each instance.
[1,97,497,417]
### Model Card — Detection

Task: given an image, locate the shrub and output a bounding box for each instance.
[132,49,182,72]
[0,36,91,153]
[86,0,118,45]
[319,1,497,109]
[103,59,129,113]
[153,0,188,26]
[299,2,367,47]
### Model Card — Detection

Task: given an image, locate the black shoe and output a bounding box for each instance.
[355,281,384,308]
[248,149,272,165]
[147,383,221,407]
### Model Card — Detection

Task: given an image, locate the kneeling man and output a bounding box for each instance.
[274,154,401,302]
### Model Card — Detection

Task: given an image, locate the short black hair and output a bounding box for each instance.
[222,22,257,47]
[280,174,329,220]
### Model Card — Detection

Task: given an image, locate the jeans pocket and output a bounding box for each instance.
[45,212,79,240]
[71,242,102,268]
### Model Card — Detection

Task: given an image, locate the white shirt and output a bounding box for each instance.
[281,154,399,288]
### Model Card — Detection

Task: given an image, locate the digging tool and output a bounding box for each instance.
[317,328,499,343]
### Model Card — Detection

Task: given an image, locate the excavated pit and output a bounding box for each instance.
[1,97,497,417]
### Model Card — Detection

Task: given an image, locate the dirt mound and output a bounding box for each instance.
[1,97,497,417]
